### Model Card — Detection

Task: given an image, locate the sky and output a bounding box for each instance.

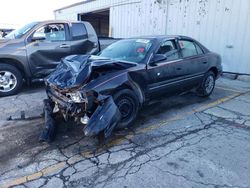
[0,0,83,28]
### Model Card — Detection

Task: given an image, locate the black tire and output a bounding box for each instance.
[0,64,23,97]
[197,71,215,97]
[113,89,139,130]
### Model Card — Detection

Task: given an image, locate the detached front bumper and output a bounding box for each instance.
[42,86,121,142]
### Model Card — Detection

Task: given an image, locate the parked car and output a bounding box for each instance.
[0,20,117,97]
[41,35,222,142]
[0,29,14,38]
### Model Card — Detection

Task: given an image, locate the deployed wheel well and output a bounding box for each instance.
[0,58,25,78]
[209,67,218,78]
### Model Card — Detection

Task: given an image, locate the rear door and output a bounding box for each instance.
[69,22,99,55]
[177,39,209,86]
[26,23,71,77]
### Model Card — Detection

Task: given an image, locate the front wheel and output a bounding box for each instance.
[197,71,215,97]
[0,64,23,97]
[113,89,139,130]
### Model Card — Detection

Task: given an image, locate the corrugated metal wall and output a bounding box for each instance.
[55,0,250,74]
[166,0,250,74]
[54,0,142,21]
[55,0,168,38]
[111,0,167,37]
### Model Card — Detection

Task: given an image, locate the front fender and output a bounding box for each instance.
[0,40,31,77]
[83,71,145,105]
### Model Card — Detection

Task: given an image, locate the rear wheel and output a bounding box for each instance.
[113,89,139,130]
[197,71,215,97]
[0,64,23,97]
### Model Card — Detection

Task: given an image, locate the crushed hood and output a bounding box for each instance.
[46,55,136,90]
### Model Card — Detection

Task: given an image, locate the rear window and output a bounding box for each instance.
[179,40,198,58]
[72,23,88,40]
[195,43,204,55]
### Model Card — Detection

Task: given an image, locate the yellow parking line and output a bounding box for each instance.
[2,162,67,188]
[0,91,242,188]
[194,92,241,113]
[136,92,241,134]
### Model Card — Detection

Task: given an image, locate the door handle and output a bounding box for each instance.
[203,62,208,64]
[177,67,182,71]
[59,44,70,48]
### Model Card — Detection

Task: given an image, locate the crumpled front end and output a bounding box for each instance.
[40,55,136,142]
[42,86,121,141]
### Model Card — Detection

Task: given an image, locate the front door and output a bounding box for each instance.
[26,23,71,77]
[147,39,188,97]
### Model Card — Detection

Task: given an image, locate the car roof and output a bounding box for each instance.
[128,35,210,53]
[131,35,195,41]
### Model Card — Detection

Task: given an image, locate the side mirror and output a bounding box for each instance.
[31,32,46,42]
[149,54,167,66]
[31,36,46,42]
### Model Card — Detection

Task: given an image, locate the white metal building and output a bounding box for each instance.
[54,0,250,74]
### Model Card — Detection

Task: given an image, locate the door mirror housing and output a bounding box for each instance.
[149,54,167,66]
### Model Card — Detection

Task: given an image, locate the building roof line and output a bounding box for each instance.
[54,0,95,12]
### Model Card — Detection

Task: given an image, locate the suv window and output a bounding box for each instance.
[179,40,198,58]
[72,23,87,40]
[157,40,180,61]
[33,24,66,41]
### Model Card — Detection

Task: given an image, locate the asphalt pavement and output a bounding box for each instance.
[0,78,250,188]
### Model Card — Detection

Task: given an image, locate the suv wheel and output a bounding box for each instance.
[0,64,23,97]
[113,89,139,130]
[197,71,215,97]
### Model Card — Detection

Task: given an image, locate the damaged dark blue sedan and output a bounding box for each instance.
[41,35,222,142]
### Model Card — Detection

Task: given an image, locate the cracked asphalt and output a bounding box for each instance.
[0,78,250,188]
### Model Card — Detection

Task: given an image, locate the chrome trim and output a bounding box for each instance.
[149,74,203,91]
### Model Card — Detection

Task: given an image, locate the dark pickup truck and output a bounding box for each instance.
[0,20,113,97]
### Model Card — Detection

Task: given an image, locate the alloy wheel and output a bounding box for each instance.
[0,71,17,92]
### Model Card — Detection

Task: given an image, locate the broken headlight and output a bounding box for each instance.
[66,92,87,103]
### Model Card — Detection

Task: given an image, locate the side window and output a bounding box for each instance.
[72,23,88,40]
[195,43,204,55]
[157,40,180,61]
[179,40,198,58]
[33,24,66,41]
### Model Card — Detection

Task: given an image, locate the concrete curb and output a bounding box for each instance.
[222,73,250,82]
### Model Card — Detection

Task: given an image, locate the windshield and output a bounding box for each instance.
[99,39,153,63]
[5,22,38,39]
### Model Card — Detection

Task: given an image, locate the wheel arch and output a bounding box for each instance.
[89,72,145,106]
[112,81,145,107]
[208,67,218,78]
[0,58,26,79]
